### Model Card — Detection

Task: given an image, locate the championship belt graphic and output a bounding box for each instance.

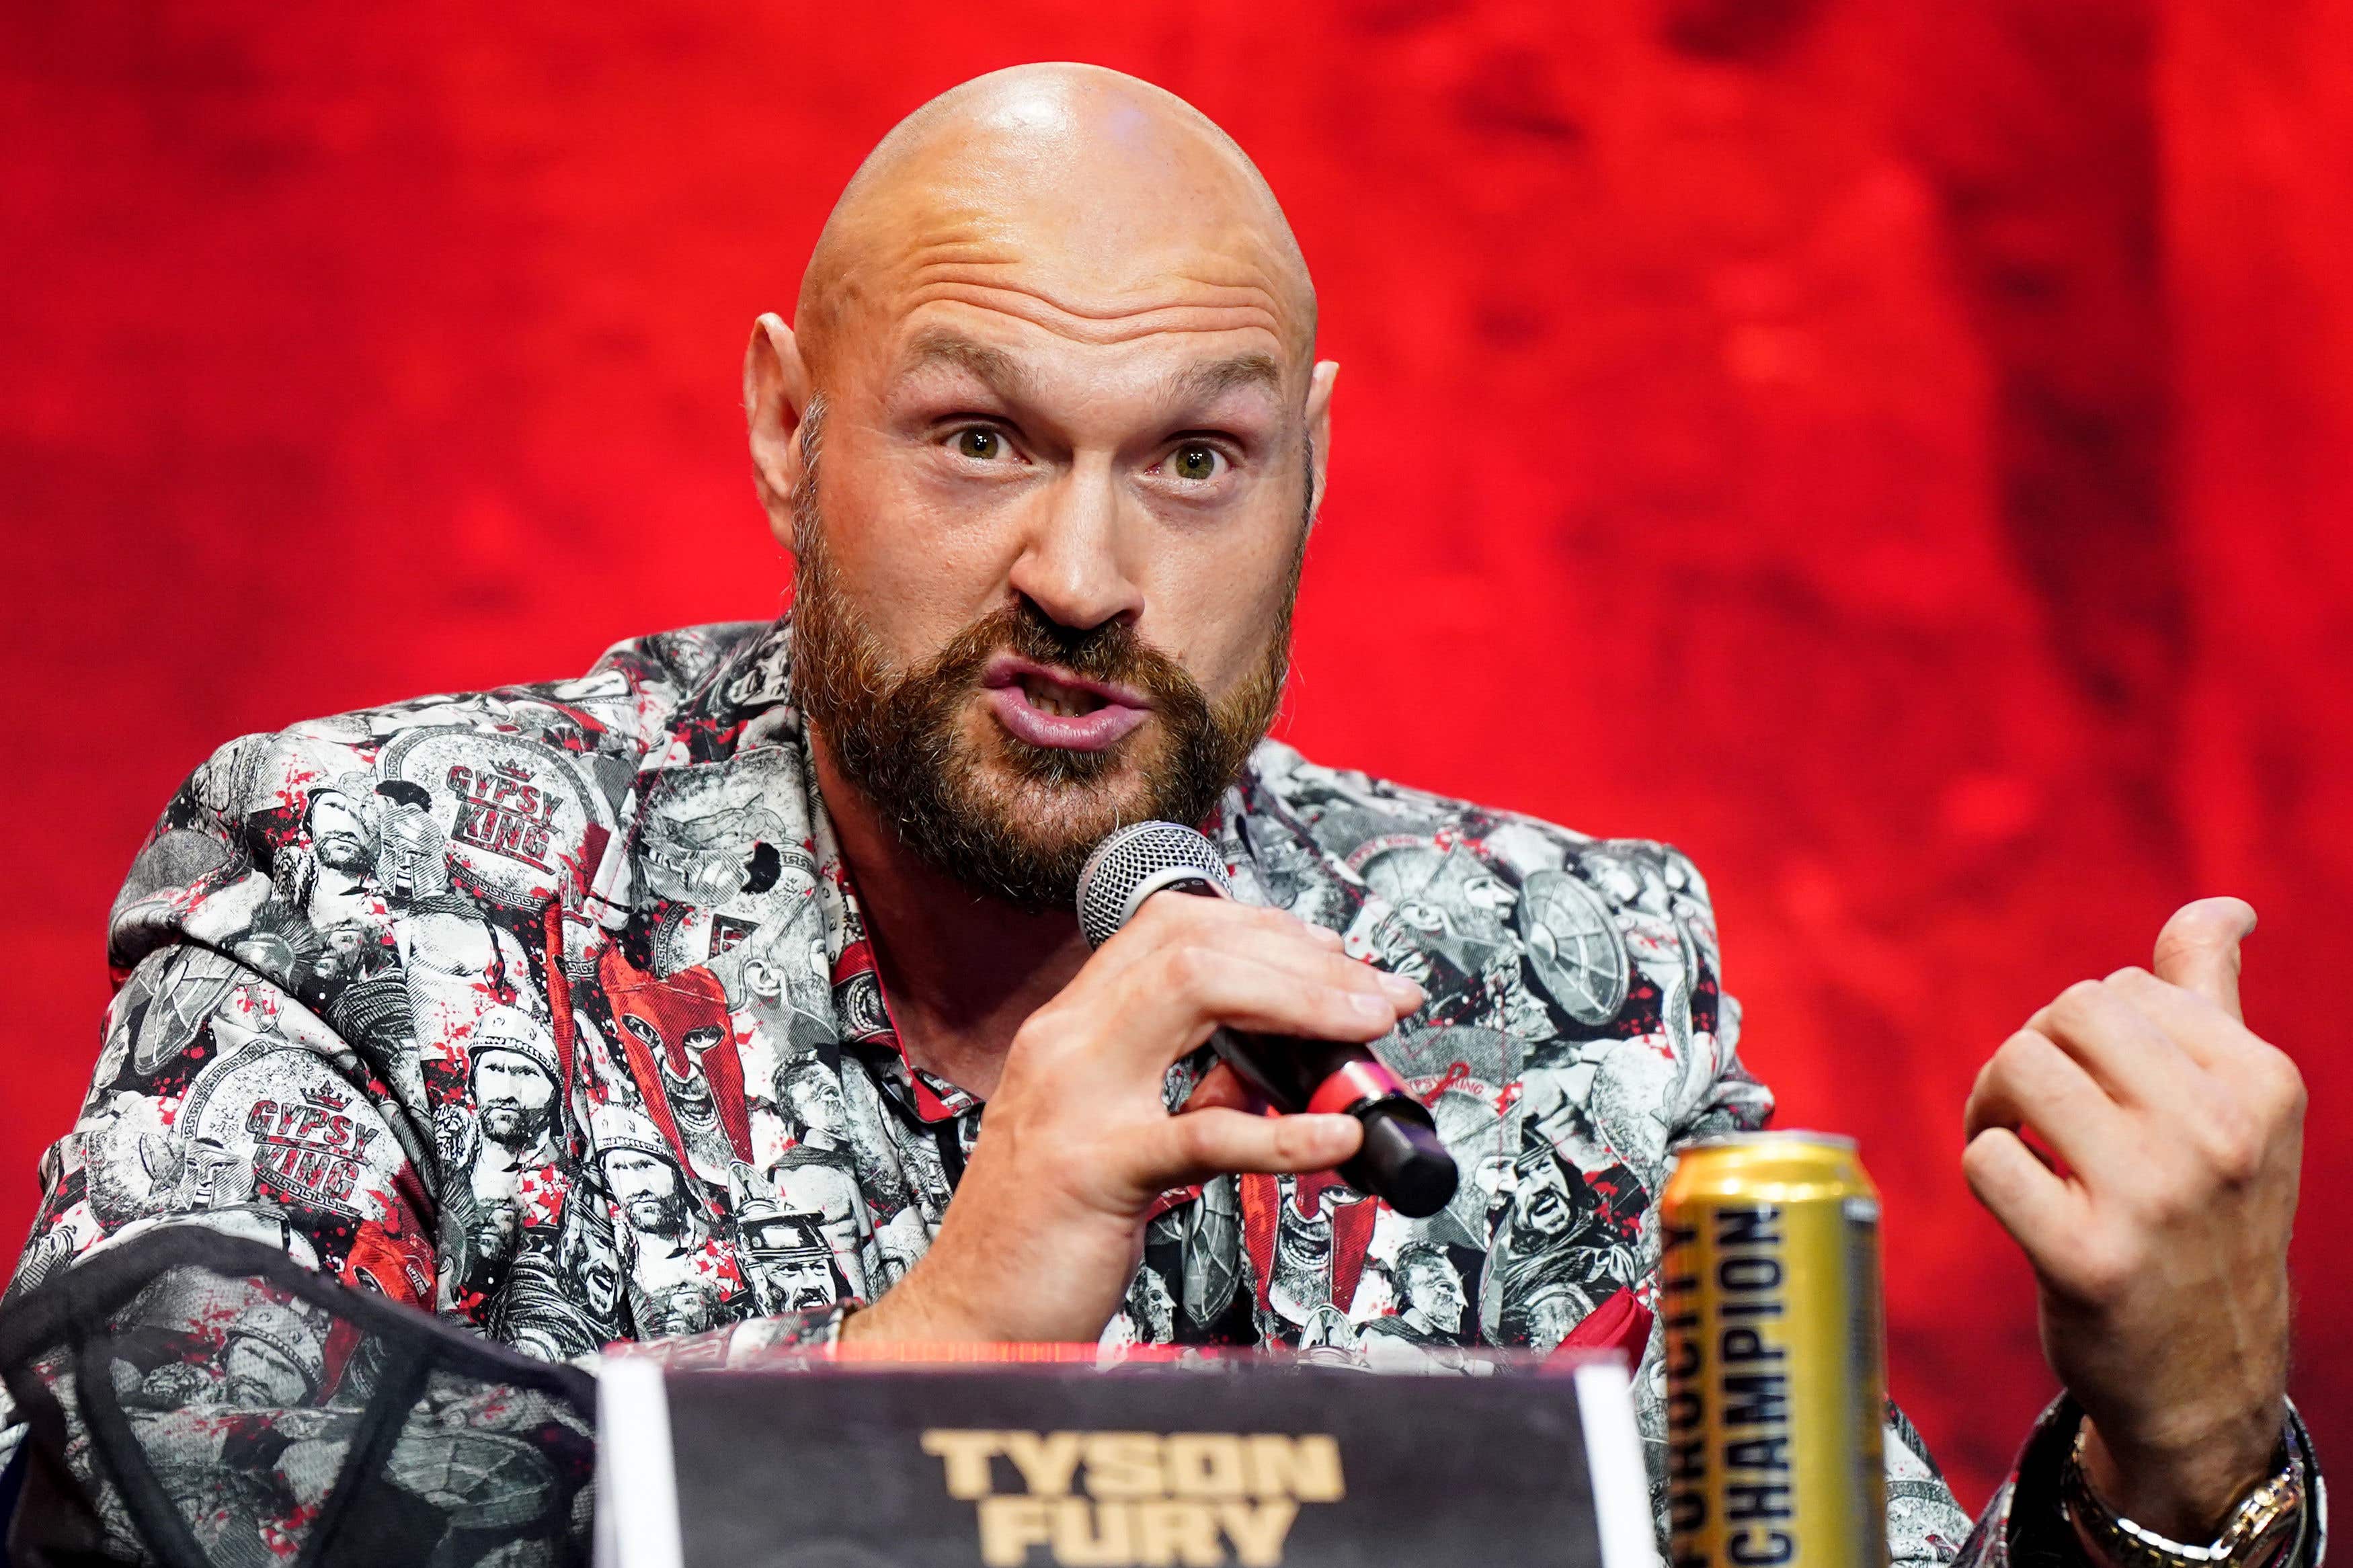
[177,1022,403,1222]
[378,729,615,910]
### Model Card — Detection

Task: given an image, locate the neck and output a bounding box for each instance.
[809,733,1092,1102]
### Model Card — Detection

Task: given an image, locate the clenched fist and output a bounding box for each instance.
[1964,898,2303,1540]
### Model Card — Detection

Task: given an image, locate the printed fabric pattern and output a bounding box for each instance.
[0,617,2319,1567]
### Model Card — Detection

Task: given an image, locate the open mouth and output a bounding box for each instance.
[981,655,1151,751]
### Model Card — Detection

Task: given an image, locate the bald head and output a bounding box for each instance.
[794,64,1317,386]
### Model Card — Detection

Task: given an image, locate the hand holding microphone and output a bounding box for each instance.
[844,824,1433,1346]
[1077,823,1460,1219]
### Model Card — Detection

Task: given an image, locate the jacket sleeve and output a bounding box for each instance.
[5,733,443,1317]
[4,724,856,1346]
[0,729,838,1561]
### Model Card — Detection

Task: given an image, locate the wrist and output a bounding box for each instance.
[2082,1407,2286,1542]
[837,1252,998,1345]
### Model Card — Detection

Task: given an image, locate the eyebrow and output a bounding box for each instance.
[898,329,1033,399]
[1163,352,1285,407]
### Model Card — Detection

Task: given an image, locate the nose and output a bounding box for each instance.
[1006,452,1146,634]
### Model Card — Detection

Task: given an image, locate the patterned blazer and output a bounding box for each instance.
[9,616,2301,1566]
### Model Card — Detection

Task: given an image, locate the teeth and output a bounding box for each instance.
[1019,675,1103,718]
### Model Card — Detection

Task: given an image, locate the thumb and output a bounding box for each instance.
[2152,897,2258,1021]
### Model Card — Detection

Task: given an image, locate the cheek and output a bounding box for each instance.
[817,434,1027,657]
[1138,524,1302,687]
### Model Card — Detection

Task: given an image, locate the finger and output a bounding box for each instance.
[1181,1061,1269,1116]
[2102,966,2308,1143]
[2098,966,2266,1074]
[2025,977,2202,1108]
[2152,897,2256,1023]
[1102,895,1417,1010]
[1122,942,1421,1065]
[1083,893,1295,982]
[1963,1027,2126,1173]
[1152,1107,1364,1186]
[1961,1126,2088,1268]
[1119,901,1424,1012]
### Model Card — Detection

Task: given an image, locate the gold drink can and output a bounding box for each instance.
[1661,1131,1887,1568]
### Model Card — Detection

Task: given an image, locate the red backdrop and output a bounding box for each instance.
[5,1,2348,1506]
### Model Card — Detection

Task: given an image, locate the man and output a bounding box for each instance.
[1481,1127,1638,1350]
[443,1005,565,1279]
[0,62,2314,1568]
[735,1200,854,1315]
[590,1105,729,1340]
[1358,1241,1475,1373]
[768,1143,869,1298]
[778,1051,853,1155]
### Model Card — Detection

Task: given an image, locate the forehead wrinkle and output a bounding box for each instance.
[902,282,1284,348]
[893,244,1289,354]
[891,222,1291,319]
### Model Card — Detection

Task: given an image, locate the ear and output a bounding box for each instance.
[1305,360,1339,523]
[744,312,811,548]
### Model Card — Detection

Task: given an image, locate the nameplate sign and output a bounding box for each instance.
[596,1354,1655,1568]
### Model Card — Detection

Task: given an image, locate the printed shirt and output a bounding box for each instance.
[0,618,2318,1567]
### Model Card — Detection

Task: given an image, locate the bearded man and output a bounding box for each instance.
[447,1006,565,1269]
[0,62,2316,1568]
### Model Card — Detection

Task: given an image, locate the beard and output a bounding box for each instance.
[480,1098,549,1148]
[623,1190,685,1237]
[787,396,1308,913]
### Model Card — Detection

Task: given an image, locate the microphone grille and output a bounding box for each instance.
[1075,821,1232,948]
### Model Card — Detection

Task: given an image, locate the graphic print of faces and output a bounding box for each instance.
[600,1147,691,1239]
[1398,1243,1468,1337]
[780,1059,848,1144]
[472,1050,557,1147]
[772,1245,839,1311]
[305,790,375,875]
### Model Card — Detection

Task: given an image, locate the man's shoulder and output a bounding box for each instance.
[118,622,770,934]
[1234,739,1725,1046]
[177,622,764,819]
[1240,739,1714,909]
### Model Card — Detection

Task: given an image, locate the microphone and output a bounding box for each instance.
[1076,821,1461,1219]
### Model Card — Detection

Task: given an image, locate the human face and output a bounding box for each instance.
[1405,1256,1468,1335]
[774,1253,838,1311]
[785,1071,847,1141]
[225,1340,309,1407]
[1515,1157,1579,1240]
[309,795,373,874]
[473,1052,555,1145]
[603,1149,686,1237]
[788,371,1309,909]
[758,130,1334,909]
[577,1239,623,1319]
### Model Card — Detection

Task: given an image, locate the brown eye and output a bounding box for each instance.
[956,427,1004,460]
[1171,443,1221,482]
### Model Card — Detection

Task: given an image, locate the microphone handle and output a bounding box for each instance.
[1209,1028,1461,1219]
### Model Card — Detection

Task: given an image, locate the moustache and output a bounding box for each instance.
[920,603,1212,764]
